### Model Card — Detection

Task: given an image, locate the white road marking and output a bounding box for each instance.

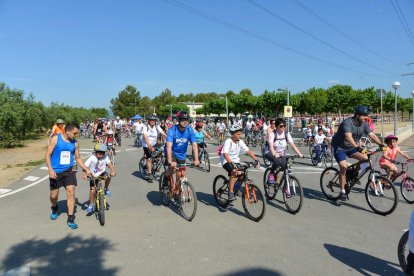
[0,189,11,195]
[40,166,48,170]
[125,148,137,151]
[23,176,40,181]
[1,264,31,276]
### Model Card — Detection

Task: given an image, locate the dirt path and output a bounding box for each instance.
[0,138,48,188]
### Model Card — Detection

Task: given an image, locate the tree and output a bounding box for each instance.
[110,85,141,118]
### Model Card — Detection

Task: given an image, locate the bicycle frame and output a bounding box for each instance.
[273,156,296,195]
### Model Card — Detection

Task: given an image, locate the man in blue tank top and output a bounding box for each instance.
[45,123,92,229]
[164,111,200,191]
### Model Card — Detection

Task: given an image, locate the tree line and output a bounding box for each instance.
[1,81,413,147]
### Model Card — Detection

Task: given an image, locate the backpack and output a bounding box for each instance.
[264,130,288,152]
[217,143,224,156]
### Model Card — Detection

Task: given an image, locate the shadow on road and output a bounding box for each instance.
[196,191,250,219]
[324,243,401,275]
[146,191,161,206]
[1,235,119,275]
[218,267,281,275]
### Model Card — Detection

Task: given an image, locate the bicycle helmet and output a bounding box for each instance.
[94,143,108,153]
[176,110,189,121]
[147,114,158,121]
[229,124,243,133]
[384,134,398,144]
[56,119,64,124]
[107,130,114,135]
[354,105,371,116]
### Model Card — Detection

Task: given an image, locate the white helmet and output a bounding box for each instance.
[229,124,243,133]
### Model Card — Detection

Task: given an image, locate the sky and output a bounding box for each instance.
[1,0,414,109]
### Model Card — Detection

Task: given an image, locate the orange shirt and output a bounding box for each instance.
[379,146,401,165]
[51,124,65,135]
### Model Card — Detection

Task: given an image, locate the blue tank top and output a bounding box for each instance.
[195,130,204,144]
[51,134,76,173]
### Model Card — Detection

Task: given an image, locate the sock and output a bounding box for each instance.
[341,189,345,193]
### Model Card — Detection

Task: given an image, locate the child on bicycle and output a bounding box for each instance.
[379,135,411,180]
[219,124,259,201]
[105,128,117,155]
[82,144,116,215]
[313,127,330,167]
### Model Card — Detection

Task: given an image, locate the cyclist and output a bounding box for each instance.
[164,111,200,190]
[49,119,65,142]
[142,114,166,183]
[219,124,259,201]
[406,210,414,274]
[194,124,212,160]
[114,116,123,146]
[313,127,330,167]
[216,120,226,142]
[105,127,117,155]
[93,118,106,143]
[264,118,304,196]
[331,105,385,201]
[82,144,116,215]
[379,135,411,180]
[133,118,144,147]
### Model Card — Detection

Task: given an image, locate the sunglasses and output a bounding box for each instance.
[278,125,286,128]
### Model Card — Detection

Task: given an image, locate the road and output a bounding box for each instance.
[1,134,413,275]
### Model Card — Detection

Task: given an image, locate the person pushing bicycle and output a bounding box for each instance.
[164,111,200,191]
[219,124,259,201]
[331,105,385,201]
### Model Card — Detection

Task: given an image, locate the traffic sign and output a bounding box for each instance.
[284,106,292,118]
[190,110,196,118]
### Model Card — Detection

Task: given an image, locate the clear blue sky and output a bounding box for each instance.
[1,0,414,109]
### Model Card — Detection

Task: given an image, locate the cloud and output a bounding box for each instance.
[328,80,341,84]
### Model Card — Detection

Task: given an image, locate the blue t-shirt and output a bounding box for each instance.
[195,130,204,144]
[166,125,196,160]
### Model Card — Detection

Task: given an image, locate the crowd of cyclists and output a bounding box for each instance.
[45,105,414,273]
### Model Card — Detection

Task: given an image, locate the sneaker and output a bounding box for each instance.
[105,189,112,197]
[50,212,58,220]
[317,163,322,167]
[86,205,94,215]
[67,221,78,229]
[148,175,154,183]
[228,192,236,201]
[340,192,347,201]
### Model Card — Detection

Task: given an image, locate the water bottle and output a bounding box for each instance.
[234,180,239,191]
[72,161,78,172]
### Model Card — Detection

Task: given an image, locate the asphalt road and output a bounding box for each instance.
[1,135,413,276]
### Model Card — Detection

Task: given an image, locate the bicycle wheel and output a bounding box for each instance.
[158,172,171,206]
[252,137,257,147]
[323,152,333,168]
[246,135,250,146]
[242,183,266,222]
[398,231,409,273]
[320,167,341,200]
[139,157,148,179]
[263,168,277,200]
[311,149,318,166]
[98,192,105,226]
[401,177,414,204]
[203,151,211,172]
[365,176,398,215]
[283,175,303,214]
[179,181,197,221]
[213,175,230,208]
[308,143,313,157]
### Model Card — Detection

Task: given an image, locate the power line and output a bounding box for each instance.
[390,0,414,47]
[246,0,397,75]
[164,0,390,78]
[293,0,396,64]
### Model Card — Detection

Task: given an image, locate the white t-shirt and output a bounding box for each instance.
[313,133,326,146]
[217,122,226,132]
[267,131,293,156]
[220,138,249,165]
[85,154,111,177]
[115,120,123,130]
[134,122,144,133]
[246,121,254,130]
[142,125,163,147]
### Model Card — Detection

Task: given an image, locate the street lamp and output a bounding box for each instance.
[392,81,400,135]
[412,90,414,132]
[376,89,385,142]
[220,96,229,128]
[277,88,290,133]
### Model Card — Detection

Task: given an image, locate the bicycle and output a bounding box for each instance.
[135,132,143,148]
[320,149,398,215]
[245,130,255,147]
[311,142,333,168]
[159,163,197,221]
[359,136,376,151]
[89,175,110,226]
[139,145,165,181]
[115,129,122,146]
[213,161,266,222]
[107,145,116,165]
[193,140,210,172]
[398,230,410,273]
[385,159,414,204]
[263,155,303,214]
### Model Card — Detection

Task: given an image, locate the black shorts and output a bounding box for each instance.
[223,162,239,176]
[89,172,109,188]
[143,147,153,159]
[265,154,287,171]
[49,169,77,190]
[164,153,186,166]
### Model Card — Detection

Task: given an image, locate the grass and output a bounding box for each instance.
[6,159,44,168]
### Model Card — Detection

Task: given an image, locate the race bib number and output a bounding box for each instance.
[60,151,71,165]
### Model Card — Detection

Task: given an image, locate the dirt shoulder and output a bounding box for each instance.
[0,137,49,188]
